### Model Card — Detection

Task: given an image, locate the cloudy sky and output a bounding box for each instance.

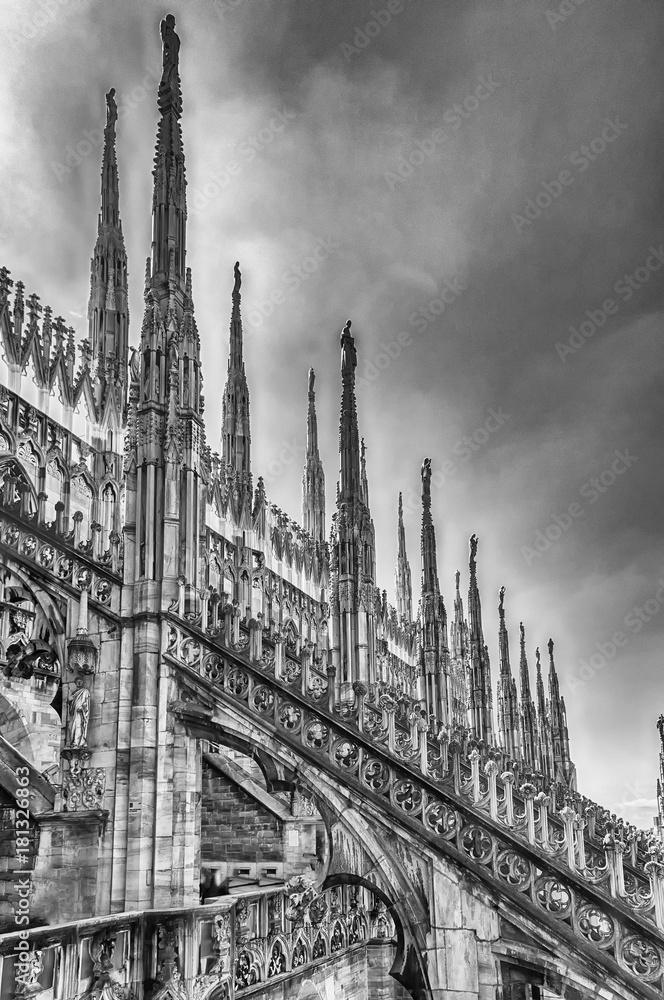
[3,0,664,826]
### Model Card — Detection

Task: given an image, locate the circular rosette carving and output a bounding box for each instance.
[204,653,224,682]
[361,756,391,793]
[278,702,301,733]
[304,719,329,750]
[226,666,249,699]
[252,684,275,715]
[75,567,92,590]
[4,525,19,547]
[460,825,494,864]
[37,544,54,568]
[534,877,572,918]
[425,800,458,839]
[180,637,200,666]
[576,904,615,947]
[391,779,423,815]
[95,579,112,604]
[496,850,531,890]
[333,739,360,772]
[56,556,73,580]
[283,658,302,684]
[619,936,663,981]
[20,534,36,558]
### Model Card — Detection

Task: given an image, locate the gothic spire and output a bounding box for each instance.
[87,87,128,434]
[150,13,187,300]
[450,569,466,660]
[420,458,439,597]
[519,622,531,699]
[338,320,361,503]
[535,646,546,717]
[467,534,494,744]
[394,492,413,621]
[547,638,575,786]
[496,587,520,758]
[498,587,510,677]
[519,622,539,771]
[302,367,325,544]
[221,262,251,483]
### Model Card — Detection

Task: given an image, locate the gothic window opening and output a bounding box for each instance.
[267,940,286,978]
[101,483,117,547]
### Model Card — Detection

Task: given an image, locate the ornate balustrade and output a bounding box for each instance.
[0,881,392,999]
[185,603,662,903]
[165,613,664,995]
[0,491,122,614]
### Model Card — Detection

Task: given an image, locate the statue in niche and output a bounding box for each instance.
[67,675,91,748]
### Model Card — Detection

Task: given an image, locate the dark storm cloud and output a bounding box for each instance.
[2,0,663,826]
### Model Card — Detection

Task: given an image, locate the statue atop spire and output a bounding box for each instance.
[105,88,117,130]
[469,533,478,575]
[340,320,356,375]
[658,714,664,750]
[233,261,241,297]
[160,15,180,93]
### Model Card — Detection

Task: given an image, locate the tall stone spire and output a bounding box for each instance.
[467,535,494,744]
[124,14,205,913]
[87,87,128,439]
[519,623,538,771]
[496,587,520,759]
[420,458,439,597]
[302,367,325,544]
[418,459,451,725]
[548,639,575,788]
[221,262,251,486]
[450,570,467,661]
[535,646,553,783]
[131,13,204,587]
[150,13,186,295]
[338,320,360,503]
[330,320,376,688]
[394,493,413,621]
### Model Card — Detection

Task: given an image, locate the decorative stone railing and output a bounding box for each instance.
[0,497,122,616]
[165,613,664,996]
[174,604,659,891]
[0,882,390,999]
